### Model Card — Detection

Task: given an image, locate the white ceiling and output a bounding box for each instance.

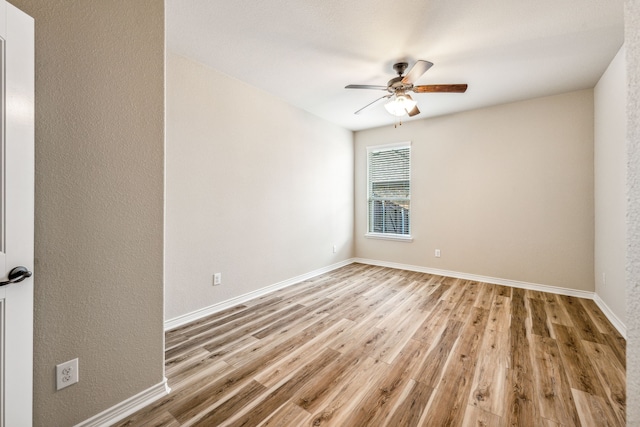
[166,0,624,131]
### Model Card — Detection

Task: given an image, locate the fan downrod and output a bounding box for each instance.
[392,62,409,76]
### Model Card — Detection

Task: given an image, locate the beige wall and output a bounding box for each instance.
[594,46,627,326]
[165,53,354,321]
[625,0,640,422]
[9,1,165,425]
[355,90,595,291]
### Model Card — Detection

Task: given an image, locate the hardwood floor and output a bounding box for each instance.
[115,263,626,426]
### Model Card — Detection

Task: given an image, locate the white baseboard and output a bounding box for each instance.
[75,378,170,427]
[164,259,355,331]
[354,258,594,298]
[165,255,627,337]
[593,293,627,338]
[354,258,627,338]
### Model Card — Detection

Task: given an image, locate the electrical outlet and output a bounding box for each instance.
[332,245,337,253]
[56,358,79,390]
[435,249,441,258]
[213,273,222,286]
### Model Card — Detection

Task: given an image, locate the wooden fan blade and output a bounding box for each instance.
[401,60,433,85]
[413,84,468,93]
[354,95,391,115]
[407,105,420,117]
[404,94,420,117]
[345,84,388,90]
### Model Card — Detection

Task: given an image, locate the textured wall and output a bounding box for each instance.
[8,1,165,425]
[625,0,640,424]
[594,46,627,327]
[165,53,354,321]
[355,91,595,291]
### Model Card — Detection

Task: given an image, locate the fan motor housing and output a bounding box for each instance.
[387,62,414,93]
[387,76,412,93]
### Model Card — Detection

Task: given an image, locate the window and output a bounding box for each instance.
[366,142,412,240]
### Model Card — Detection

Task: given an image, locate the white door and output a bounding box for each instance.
[0,2,34,426]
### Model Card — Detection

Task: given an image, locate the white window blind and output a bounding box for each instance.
[367,143,411,237]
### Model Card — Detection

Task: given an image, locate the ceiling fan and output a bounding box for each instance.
[345,60,467,117]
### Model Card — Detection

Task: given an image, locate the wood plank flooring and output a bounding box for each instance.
[115,263,626,426]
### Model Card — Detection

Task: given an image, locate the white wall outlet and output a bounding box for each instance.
[332,245,337,253]
[602,272,606,285]
[213,273,222,286]
[435,249,441,258]
[56,358,79,390]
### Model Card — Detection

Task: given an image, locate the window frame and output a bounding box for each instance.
[365,141,413,242]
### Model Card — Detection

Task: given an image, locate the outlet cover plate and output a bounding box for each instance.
[56,358,79,390]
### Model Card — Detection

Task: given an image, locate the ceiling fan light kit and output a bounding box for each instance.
[384,93,417,117]
[345,60,468,122]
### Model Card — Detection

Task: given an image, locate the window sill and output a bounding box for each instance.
[365,233,413,242]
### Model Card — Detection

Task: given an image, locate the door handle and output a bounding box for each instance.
[0,266,33,287]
